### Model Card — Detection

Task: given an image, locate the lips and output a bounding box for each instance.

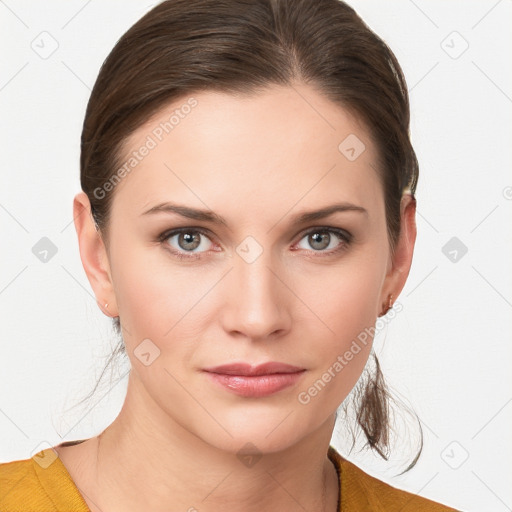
[203,362,305,376]
[202,362,306,398]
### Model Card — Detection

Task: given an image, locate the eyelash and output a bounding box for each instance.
[156,226,352,261]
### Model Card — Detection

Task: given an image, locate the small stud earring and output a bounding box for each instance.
[380,294,393,316]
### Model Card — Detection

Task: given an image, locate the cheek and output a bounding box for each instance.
[109,241,189,341]
[295,259,382,399]
[301,254,382,339]
[109,240,225,373]
[109,246,200,400]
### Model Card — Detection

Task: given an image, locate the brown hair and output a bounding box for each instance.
[77,0,421,470]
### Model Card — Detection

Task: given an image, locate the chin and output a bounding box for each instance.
[203,431,303,458]
[190,406,319,455]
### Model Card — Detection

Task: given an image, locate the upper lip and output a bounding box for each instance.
[203,362,305,376]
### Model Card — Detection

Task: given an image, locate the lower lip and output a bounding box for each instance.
[204,371,305,397]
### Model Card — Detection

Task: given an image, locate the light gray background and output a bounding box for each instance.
[1,1,511,511]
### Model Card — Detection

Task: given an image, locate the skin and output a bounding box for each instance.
[56,82,416,512]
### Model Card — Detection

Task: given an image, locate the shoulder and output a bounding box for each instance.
[0,447,89,511]
[0,454,52,509]
[328,446,461,511]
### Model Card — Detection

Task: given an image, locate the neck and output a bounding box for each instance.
[86,373,340,512]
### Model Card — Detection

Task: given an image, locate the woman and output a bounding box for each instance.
[0,0,459,510]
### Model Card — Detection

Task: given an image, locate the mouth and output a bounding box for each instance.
[202,362,306,397]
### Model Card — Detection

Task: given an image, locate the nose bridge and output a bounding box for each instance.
[224,235,288,338]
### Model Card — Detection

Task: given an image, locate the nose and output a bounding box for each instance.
[220,243,292,342]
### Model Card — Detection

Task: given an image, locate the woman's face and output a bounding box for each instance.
[80,83,414,454]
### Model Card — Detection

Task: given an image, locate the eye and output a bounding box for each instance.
[158,228,215,260]
[294,227,352,256]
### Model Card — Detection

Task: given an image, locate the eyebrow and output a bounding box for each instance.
[141,201,368,226]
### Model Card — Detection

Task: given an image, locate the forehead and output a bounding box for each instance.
[112,83,382,220]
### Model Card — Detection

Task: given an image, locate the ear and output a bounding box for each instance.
[379,193,417,315]
[73,192,118,317]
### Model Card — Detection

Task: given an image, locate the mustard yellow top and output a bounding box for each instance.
[0,444,459,511]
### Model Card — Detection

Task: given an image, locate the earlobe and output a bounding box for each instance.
[378,293,394,317]
[379,193,417,314]
[73,192,118,317]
